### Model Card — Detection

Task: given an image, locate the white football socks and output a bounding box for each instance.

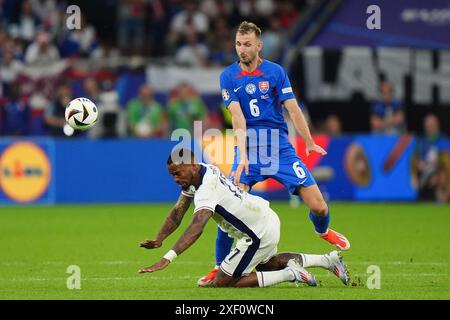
[256,269,295,288]
[301,253,330,269]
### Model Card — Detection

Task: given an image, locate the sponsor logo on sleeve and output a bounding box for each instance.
[282,87,293,94]
[222,89,230,101]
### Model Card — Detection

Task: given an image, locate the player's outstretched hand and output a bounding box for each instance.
[138,258,170,273]
[306,144,327,156]
[139,239,162,249]
[234,158,249,185]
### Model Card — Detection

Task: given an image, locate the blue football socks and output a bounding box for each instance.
[215,227,234,266]
[309,210,330,234]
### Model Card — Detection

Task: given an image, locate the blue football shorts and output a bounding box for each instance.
[229,144,316,194]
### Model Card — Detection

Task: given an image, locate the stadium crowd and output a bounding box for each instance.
[0,0,306,137]
[0,0,448,202]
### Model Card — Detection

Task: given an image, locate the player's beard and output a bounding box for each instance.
[240,52,257,66]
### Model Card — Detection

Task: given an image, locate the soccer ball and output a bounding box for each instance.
[65,97,98,130]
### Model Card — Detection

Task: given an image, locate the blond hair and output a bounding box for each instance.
[236,21,262,38]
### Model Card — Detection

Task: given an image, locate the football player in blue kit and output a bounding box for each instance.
[198,21,350,286]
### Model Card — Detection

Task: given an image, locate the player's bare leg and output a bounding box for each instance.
[298,185,350,250]
[211,251,351,288]
[212,258,317,288]
[257,251,348,284]
[255,252,300,271]
[256,251,348,286]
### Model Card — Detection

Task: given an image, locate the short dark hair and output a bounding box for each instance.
[167,148,195,165]
[236,21,262,39]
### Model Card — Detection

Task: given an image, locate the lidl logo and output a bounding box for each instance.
[0,142,51,203]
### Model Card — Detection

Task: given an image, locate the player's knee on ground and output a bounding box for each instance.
[310,200,328,217]
[213,271,236,288]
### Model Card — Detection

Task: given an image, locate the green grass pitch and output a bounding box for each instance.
[1,202,449,300]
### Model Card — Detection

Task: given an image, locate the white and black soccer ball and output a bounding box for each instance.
[65,97,98,130]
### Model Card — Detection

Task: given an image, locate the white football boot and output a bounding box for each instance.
[325,250,350,285]
[286,258,317,287]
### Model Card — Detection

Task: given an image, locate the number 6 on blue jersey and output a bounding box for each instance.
[249,99,260,117]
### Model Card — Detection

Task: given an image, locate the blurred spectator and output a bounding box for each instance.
[413,114,449,202]
[0,82,31,136]
[24,30,60,64]
[0,48,23,96]
[206,16,230,53]
[59,13,97,57]
[44,82,72,136]
[277,0,300,29]
[210,37,237,66]
[261,17,282,61]
[371,80,405,134]
[168,82,207,132]
[83,77,101,104]
[126,84,166,138]
[30,0,57,23]
[0,29,8,48]
[1,33,25,59]
[90,40,120,66]
[0,0,4,25]
[168,0,209,51]
[90,83,125,139]
[323,114,342,136]
[147,0,170,56]
[175,26,209,66]
[219,103,232,130]
[236,0,275,20]
[117,0,146,55]
[200,0,233,20]
[8,0,39,45]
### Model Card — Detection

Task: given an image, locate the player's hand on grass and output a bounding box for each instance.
[138,258,170,273]
[306,144,327,156]
[234,158,249,185]
[139,239,162,249]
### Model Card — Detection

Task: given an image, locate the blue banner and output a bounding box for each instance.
[313,0,450,49]
[0,136,448,204]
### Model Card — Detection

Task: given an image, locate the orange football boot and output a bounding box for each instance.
[197,268,218,287]
[320,229,350,250]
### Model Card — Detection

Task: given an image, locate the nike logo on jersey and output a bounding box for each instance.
[233,86,242,92]
[300,178,308,185]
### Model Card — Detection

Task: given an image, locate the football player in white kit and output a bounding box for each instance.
[138,149,349,288]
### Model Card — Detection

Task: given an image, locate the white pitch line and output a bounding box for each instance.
[346,262,448,266]
[0,261,212,266]
[0,272,448,283]
[99,261,208,266]
[2,261,448,267]
[0,275,200,282]
[350,273,448,277]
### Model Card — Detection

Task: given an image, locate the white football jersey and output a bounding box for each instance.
[181,163,276,240]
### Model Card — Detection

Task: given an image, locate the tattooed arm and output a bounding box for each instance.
[139,193,193,249]
[170,209,213,255]
[138,209,213,273]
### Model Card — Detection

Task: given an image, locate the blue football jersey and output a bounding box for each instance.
[220,60,296,135]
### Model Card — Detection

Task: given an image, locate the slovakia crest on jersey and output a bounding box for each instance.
[259,81,269,94]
